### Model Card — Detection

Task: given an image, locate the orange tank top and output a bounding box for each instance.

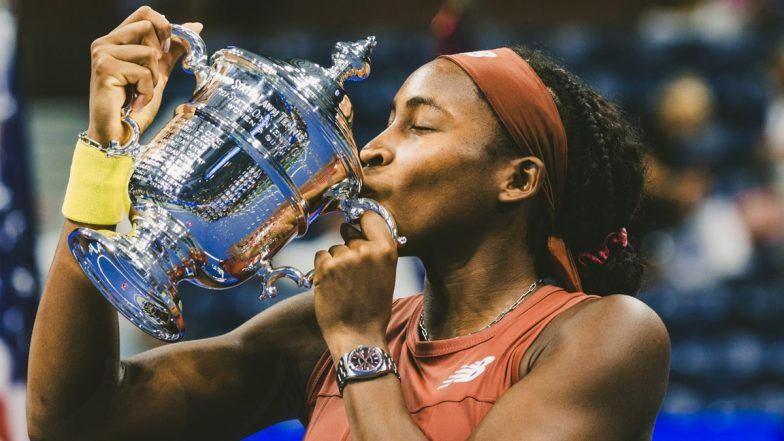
[303,284,598,440]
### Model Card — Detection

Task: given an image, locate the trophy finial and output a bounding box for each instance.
[328,36,377,86]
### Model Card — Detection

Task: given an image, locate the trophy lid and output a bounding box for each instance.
[213,36,376,102]
[209,37,377,191]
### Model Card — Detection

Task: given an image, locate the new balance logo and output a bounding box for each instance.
[437,356,496,390]
[463,50,498,58]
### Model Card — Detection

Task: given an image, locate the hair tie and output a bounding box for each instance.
[578,228,629,267]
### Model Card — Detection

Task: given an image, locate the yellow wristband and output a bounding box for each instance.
[61,140,134,225]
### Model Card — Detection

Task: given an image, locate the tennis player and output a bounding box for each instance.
[28,6,670,441]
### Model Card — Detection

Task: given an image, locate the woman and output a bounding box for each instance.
[27,6,670,441]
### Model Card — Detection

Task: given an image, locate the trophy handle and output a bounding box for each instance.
[99,24,210,160]
[92,103,144,159]
[170,24,210,89]
[256,189,406,300]
[257,262,315,300]
[334,194,407,248]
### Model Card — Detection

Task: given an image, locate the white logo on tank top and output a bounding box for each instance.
[437,356,496,390]
[463,50,497,58]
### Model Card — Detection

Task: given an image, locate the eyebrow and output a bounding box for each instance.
[389,96,453,117]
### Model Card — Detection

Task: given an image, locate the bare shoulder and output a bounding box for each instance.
[537,294,671,408]
[557,294,670,358]
[531,294,670,369]
[476,295,670,440]
[522,295,671,439]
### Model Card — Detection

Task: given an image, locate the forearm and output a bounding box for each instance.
[312,210,421,438]
[27,220,122,437]
[329,335,429,441]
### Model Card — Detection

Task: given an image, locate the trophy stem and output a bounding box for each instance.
[68,204,201,341]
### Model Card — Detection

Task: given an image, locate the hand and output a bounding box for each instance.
[313,212,398,354]
[86,6,203,146]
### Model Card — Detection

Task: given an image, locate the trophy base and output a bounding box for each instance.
[67,205,197,342]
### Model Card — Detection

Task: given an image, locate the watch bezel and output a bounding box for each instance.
[346,346,385,376]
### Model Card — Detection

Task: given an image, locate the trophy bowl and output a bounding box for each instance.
[68,25,405,342]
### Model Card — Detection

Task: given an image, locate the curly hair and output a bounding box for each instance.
[494,47,648,295]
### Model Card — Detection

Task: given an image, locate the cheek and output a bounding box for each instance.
[391,147,496,235]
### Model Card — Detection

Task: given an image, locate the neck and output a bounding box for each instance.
[419,220,540,340]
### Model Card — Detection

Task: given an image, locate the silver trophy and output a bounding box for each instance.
[68,25,405,342]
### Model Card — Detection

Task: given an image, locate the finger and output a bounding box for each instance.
[101,44,161,87]
[105,20,166,52]
[328,244,350,257]
[159,22,204,78]
[359,211,395,246]
[128,69,155,113]
[115,5,171,49]
[340,222,364,245]
[97,59,155,112]
[314,250,331,268]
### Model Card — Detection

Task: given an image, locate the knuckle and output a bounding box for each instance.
[90,47,102,63]
[139,68,152,81]
[376,245,396,262]
[140,20,154,33]
[319,259,335,274]
[383,242,397,256]
[140,74,154,90]
[356,243,372,256]
[89,38,104,53]
[146,46,161,62]
[368,251,386,264]
[136,5,153,15]
[92,55,108,74]
[314,251,330,266]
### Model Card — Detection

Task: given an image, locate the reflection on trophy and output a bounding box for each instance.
[68,25,406,342]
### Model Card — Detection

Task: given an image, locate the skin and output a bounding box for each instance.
[27,6,671,441]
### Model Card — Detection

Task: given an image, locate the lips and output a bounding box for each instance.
[359,167,381,198]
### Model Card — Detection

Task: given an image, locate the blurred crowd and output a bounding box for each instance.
[631,0,784,415]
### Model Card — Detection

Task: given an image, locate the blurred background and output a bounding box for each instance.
[1,0,784,439]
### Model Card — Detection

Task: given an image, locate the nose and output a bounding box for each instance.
[359,132,395,167]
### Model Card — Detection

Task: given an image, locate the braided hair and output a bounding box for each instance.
[491,47,647,295]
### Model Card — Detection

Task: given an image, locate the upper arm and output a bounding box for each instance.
[99,293,324,441]
[469,295,671,441]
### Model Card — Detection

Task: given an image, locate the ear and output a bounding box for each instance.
[497,156,545,203]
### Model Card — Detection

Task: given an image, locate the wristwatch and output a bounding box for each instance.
[336,345,399,394]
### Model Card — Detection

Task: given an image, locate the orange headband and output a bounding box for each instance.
[440,48,583,292]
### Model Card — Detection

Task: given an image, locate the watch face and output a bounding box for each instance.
[348,346,383,372]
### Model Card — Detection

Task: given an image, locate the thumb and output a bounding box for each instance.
[159,22,204,78]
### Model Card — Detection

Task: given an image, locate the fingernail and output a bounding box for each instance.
[163,38,171,53]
